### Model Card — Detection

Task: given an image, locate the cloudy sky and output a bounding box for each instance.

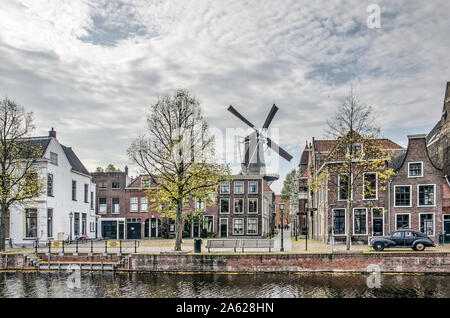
[1,0,449,193]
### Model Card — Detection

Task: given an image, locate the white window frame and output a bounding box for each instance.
[130,197,139,212]
[417,184,436,207]
[232,218,244,236]
[332,208,346,236]
[203,215,214,233]
[234,181,244,194]
[50,152,58,165]
[247,218,258,235]
[395,213,411,230]
[220,182,230,194]
[219,198,230,214]
[248,181,258,194]
[394,185,412,207]
[371,207,384,236]
[363,172,378,200]
[338,174,352,201]
[233,198,244,214]
[419,213,435,237]
[112,198,120,214]
[248,198,258,214]
[408,162,424,178]
[353,208,368,235]
[99,198,107,214]
[141,197,148,212]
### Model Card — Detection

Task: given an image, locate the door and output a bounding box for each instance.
[193,222,200,237]
[391,231,405,246]
[444,217,450,244]
[144,219,150,238]
[151,219,157,237]
[127,223,141,239]
[373,219,383,236]
[220,219,228,238]
[118,222,124,240]
[404,231,417,247]
[102,221,117,239]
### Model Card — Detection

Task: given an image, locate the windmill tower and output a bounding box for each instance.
[227,104,293,181]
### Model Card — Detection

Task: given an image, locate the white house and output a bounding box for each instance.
[8,129,98,247]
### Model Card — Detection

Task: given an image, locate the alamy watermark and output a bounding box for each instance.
[367,4,381,29]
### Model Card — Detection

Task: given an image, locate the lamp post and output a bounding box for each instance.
[280,203,285,252]
[69,212,73,243]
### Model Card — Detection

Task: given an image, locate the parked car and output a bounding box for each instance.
[370,229,435,251]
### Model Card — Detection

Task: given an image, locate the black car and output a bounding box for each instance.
[370,229,435,251]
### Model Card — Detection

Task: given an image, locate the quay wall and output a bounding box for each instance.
[2,252,450,273]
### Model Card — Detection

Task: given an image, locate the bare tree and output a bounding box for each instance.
[0,98,45,251]
[128,89,230,251]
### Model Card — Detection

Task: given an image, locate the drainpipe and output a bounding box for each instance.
[388,178,392,235]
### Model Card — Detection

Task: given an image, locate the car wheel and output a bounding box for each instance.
[373,242,385,251]
[414,243,425,251]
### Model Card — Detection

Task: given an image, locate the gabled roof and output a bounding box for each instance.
[313,140,337,152]
[61,145,90,176]
[16,137,52,158]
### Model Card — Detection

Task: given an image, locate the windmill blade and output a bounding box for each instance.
[228,106,257,130]
[266,137,293,162]
[262,104,278,129]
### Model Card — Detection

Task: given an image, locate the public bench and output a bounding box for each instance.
[206,240,239,252]
[240,239,274,252]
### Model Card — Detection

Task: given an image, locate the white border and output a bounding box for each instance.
[332,208,346,236]
[394,185,412,207]
[248,181,258,194]
[203,215,215,234]
[363,172,378,200]
[232,218,244,236]
[234,181,244,195]
[395,213,411,230]
[353,208,368,235]
[220,181,230,194]
[338,174,353,201]
[248,198,258,214]
[371,207,384,236]
[219,218,228,237]
[233,198,244,214]
[219,198,230,214]
[408,162,424,178]
[419,212,435,237]
[247,218,258,235]
[417,184,436,207]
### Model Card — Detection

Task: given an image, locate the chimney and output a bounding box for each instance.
[49,128,56,138]
[125,166,129,176]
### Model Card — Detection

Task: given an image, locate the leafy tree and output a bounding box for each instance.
[309,87,395,250]
[128,89,230,251]
[95,167,104,173]
[105,164,120,172]
[0,98,45,251]
[281,169,299,230]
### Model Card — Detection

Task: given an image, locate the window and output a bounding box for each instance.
[396,214,410,230]
[99,198,107,214]
[333,209,345,235]
[408,162,423,177]
[90,192,94,209]
[418,185,435,206]
[50,152,58,165]
[141,197,148,212]
[47,174,53,197]
[220,199,230,214]
[234,181,244,194]
[247,218,258,235]
[338,174,350,201]
[81,213,87,235]
[25,208,38,238]
[248,181,258,194]
[130,197,138,212]
[142,179,150,188]
[203,216,214,233]
[99,181,107,189]
[112,182,120,189]
[248,199,258,213]
[195,197,205,212]
[353,208,367,235]
[220,182,230,194]
[90,222,95,233]
[349,143,363,155]
[420,214,434,236]
[234,199,244,214]
[394,186,411,207]
[363,173,377,200]
[372,207,384,219]
[47,209,53,238]
[73,212,80,236]
[72,180,77,201]
[24,173,38,196]
[84,184,89,203]
[233,218,244,235]
[112,198,120,214]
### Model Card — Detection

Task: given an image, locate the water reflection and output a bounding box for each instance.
[0,272,449,298]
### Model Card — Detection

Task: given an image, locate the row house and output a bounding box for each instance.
[9,129,98,246]
[300,82,450,244]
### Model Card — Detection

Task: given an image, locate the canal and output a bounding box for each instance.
[0,271,449,298]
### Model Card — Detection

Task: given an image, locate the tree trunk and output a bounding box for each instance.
[0,204,7,252]
[174,200,183,251]
[346,199,351,250]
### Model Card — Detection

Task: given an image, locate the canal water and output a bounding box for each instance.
[0,271,449,298]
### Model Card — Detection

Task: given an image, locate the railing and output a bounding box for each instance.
[36,239,141,256]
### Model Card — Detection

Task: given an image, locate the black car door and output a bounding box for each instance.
[391,231,405,247]
[403,231,416,247]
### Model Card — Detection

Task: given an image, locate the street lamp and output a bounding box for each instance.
[69,212,73,243]
[279,203,285,252]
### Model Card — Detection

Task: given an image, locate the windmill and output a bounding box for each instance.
[227,104,293,179]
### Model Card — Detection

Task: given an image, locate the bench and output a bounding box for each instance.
[206,240,239,252]
[240,240,274,252]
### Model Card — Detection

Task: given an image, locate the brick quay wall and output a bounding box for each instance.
[2,253,450,273]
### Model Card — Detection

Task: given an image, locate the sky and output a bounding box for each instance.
[0,0,449,194]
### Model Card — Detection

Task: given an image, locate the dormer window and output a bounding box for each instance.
[348,143,363,155]
[142,179,151,188]
[408,162,423,178]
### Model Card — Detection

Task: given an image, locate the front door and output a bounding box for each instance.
[102,221,117,239]
[373,219,383,236]
[118,222,124,240]
[220,219,228,238]
[151,219,157,237]
[444,216,450,244]
[193,222,200,237]
[127,223,141,239]
[144,219,150,238]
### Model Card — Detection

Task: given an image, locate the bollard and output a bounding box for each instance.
[134,240,137,253]
[48,240,51,255]
[90,240,94,254]
[120,240,122,255]
[62,240,65,255]
[35,239,38,255]
[105,240,108,254]
[74,239,79,256]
